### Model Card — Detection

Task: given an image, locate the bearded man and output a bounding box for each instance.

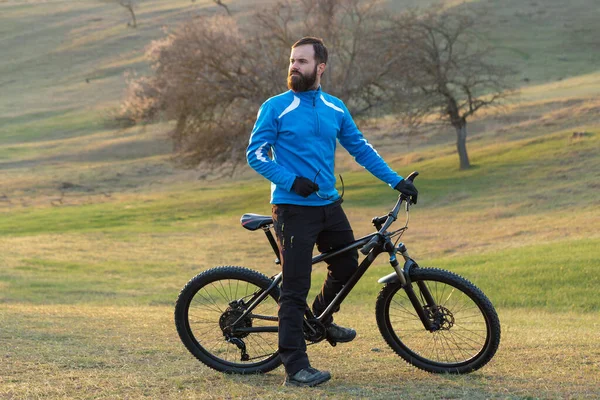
[246,37,418,387]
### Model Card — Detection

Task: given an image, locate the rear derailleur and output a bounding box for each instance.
[220,300,252,361]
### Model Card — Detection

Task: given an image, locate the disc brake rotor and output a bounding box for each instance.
[428,305,455,331]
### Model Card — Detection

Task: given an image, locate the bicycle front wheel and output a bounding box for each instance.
[376,267,500,374]
[175,266,281,374]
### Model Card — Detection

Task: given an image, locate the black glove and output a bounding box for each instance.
[395,179,418,204]
[292,177,319,198]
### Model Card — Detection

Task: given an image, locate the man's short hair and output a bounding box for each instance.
[292,37,328,65]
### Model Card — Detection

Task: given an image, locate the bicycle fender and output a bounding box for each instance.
[377,259,418,284]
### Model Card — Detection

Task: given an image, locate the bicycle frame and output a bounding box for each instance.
[232,193,438,336]
[231,232,376,334]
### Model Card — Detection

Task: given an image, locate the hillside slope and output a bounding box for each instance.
[1,0,599,123]
[0,0,598,207]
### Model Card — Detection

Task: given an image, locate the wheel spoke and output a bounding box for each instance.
[193,289,224,314]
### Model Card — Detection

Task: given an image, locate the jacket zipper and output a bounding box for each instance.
[313,92,320,136]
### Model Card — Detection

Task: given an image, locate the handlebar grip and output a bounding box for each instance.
[360,236,380,255]
[406,171,419,182]
[372,215,388,226]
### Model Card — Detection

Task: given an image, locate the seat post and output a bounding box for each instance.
[262,227,281,262]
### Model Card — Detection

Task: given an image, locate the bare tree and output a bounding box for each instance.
[213,0,231,16]
[102,0,138,28]
[119,0,138,27]
[118,15,287,172]
[391,8,516,169]
[118,0,400,174]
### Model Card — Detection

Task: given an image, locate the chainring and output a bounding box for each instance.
[303,318,327,343]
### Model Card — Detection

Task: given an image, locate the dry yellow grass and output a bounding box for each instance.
[1,304,598,399]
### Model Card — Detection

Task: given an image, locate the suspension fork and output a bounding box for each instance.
[395,244,437,331]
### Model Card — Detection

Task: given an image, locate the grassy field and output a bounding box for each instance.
[1,127,598,398]
[2,305,598,399]
[1,0,600,398]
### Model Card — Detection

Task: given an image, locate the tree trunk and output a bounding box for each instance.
[455,121,471,170]
[172,114,188,151]
[125,4,136,28]
[213,1,232,16]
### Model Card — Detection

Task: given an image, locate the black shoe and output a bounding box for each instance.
[326,323,356,343]
[284,367,331,387]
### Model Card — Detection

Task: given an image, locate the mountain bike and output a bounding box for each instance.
[174,172,500,375]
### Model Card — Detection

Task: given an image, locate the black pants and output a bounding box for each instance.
[272,200,359,375]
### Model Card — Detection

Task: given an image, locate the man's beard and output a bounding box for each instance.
[287,64,318,92]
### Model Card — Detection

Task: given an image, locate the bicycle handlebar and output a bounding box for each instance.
[405,171,419,182]
[360,171,419,256]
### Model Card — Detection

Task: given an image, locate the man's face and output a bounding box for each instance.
[287,44,324,92]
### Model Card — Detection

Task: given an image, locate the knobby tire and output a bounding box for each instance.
[376,267,500,374]
[174,266,282,374]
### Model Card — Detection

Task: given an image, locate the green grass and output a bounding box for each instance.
[2,230,599,312]
[292,236,600,314]
[461,0,600,84]
[330,129,600,214]
[1,132,598,315]
[0,109,105,144]
[428,238,600,311]
[1,129,597,237]
[0,181,268,235]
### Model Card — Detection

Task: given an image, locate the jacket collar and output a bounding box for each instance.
[289,86,322,100]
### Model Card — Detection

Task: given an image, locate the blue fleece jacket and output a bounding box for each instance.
[246,87,403,205]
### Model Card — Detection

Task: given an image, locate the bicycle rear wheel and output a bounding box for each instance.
[376,267,500,374]
[175,266,281,374]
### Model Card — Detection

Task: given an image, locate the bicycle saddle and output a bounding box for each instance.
[240,213,273,231]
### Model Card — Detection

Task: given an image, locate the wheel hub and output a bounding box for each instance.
[220,306,252,338]
[427,305,455,331]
